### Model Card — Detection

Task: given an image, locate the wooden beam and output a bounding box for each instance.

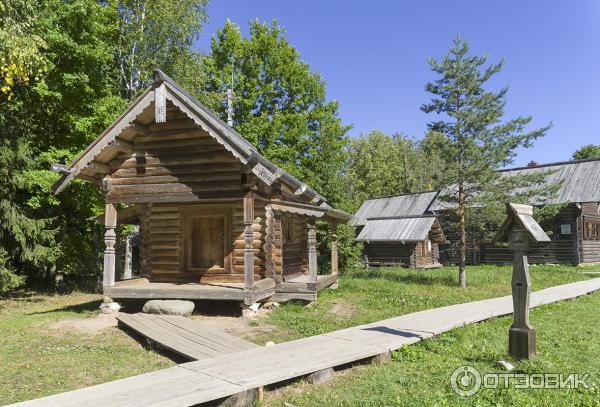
[308,218,317,292]
[132,123,150,136]
[109,139,134,153]
[103,202,117,288]
[87,161,112,174]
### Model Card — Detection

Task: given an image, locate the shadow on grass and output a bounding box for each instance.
[363,326,427,339]
[28,299,102,315]
[348,268,456,286]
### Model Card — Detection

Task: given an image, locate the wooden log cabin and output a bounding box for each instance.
[351,191,446,268]
[52,70,350,305]
[432,159,600,265]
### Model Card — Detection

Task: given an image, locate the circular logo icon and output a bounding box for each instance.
[451,365,482,397]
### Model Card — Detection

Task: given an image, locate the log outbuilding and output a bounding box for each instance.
[52,70,350,305]
[351,191,446,268]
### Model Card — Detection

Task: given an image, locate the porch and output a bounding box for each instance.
[104,273,339,304]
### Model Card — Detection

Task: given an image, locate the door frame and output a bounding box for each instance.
[181,204,233,274]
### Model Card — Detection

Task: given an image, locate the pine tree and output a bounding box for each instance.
[421,37,550,288]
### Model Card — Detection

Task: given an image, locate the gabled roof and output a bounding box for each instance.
[496,203,550,243]
[356,216,436,242]
[431,158,600,211]
[350,191,439,227]
[498,158,600,205]
[52,70,346,216]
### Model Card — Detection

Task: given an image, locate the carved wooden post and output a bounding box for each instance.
[123,233,132,280]
[264,205,275,280]
[272,211,283,287]
[496,203,550,360]
[243,194,255,293]
[308,218,318,291]
[123,225,138,280]
[103,203,117,289]
[508,226,535,359]
[330,221,339,289]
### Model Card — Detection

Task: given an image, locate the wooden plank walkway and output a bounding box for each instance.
[116,313,259,360]
[12,278,600,407]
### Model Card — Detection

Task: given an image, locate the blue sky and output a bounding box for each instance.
[195,1,600,167]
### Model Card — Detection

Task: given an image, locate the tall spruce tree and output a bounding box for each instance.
[421,37,550,288]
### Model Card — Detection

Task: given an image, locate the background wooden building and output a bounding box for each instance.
[433,159,600,265]
[52,70,350,305]
[351,191,446,268]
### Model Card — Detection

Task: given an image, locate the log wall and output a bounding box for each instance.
[481,204,580,265]
[364,242,416,267]
[581,202,600,263]
[106,117,244,204]
[138,200,267,283]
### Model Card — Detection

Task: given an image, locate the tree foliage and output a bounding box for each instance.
[421,36,551,287]
[345,130,445,211]
[113,0,208,99]
[196,20,359,270]
[0,0,209,293]
[572,144,600,160]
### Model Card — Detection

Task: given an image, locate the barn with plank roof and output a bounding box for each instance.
[350,191,446,268]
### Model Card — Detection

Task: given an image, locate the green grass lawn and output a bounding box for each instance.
[0,264,597,405]
[259,264,596,343]
[0,294,173,405]
[265,285,600,406]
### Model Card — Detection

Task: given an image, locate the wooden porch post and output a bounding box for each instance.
[264,205,275,280]
[103,202,117,288]
[330,221,339,289]
[243,194,255,292]
[308,218,317,291]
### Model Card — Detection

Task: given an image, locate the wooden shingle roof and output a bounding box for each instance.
[350,191,439,227]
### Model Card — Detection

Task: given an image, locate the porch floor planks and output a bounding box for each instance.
[12,278,600,407]
[117,313,259,361]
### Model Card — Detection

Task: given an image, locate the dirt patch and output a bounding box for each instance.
[50,313,118,335]
[190,311,284,345]
[328,300,357,319]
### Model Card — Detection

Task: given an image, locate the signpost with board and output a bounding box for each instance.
[496,203,551,359]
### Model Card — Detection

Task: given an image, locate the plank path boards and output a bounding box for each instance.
[11,278,600,407]
[116,313,258,361]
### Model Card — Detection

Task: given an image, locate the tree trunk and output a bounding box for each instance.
[458,183,467,288]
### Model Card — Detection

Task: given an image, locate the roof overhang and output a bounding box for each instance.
[356,216,436,242]
[271,200,352,223]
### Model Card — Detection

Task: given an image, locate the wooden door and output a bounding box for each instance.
[182,204,232,276]
[189,216,225,270]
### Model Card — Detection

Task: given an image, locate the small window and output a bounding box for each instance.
[560,224,572,235]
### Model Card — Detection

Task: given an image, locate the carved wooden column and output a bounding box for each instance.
[243,194,255,293]
[509,226,535,359]
[103,202,117,289]
[330,221,339,289]
[123,225,139,280]
[308,218,318,291]
[272,211,283,287]
[264,205,275,280]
